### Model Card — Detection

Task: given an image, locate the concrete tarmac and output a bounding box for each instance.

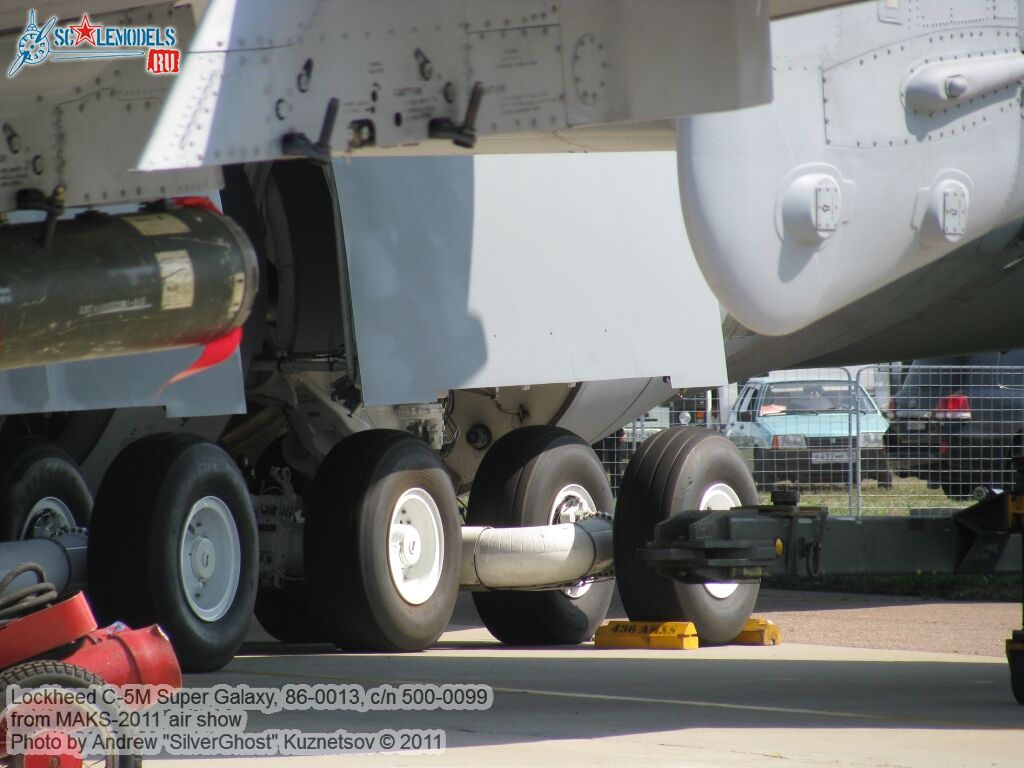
[149,590,1024,768]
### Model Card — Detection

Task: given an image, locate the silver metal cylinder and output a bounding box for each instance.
[0,530,88,597]
[460,517,613,589]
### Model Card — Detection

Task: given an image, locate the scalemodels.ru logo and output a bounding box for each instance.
[7,9,180,78]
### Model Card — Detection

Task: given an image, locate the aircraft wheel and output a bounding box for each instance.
[303,430,461,652]
[468,426,615,645]
[614,426,759,644]
[1009,635,1024,705]
[255,579,330,644]
[0,437,91,541]
[88,434,258,672]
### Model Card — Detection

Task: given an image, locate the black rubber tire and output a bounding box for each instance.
[614,426,760,645]
[468,426,615,645]
[87,434,184,641]
[88,433,258,673]
[0,660,139,767]
[304,430,461,652]
[0,436,92,541]
[1010,648,1024,705]
[255,579,330,644]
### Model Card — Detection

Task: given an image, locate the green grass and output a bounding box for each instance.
[757,476,968,516]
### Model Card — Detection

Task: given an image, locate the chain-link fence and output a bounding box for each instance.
[592,363,1024,516]
[870,362,1024,514]
[591,406,674,496]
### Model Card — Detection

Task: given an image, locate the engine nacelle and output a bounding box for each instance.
[678,0,1024,336]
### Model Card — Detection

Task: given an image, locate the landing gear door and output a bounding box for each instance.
[334,153,728,407]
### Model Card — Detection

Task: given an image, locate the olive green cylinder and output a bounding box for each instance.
[0,206,258,370]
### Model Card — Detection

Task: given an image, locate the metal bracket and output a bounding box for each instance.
[282,98,340,165]
[329,375,361,413]
[642,494,1023,583]
[642,502,826,583]
[16,186,64,248]
[428,81,484,149]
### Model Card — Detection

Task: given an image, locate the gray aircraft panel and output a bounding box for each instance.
[0,348,245,418]
[335,153,726,406]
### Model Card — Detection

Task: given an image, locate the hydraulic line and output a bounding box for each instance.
[0,562,56,625]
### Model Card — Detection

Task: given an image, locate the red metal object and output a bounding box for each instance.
[0,594,97,670]
[21,732,82,768]
[173,195,222,214]
[0,592,181,693]
[0,592,182,766]
[64,623,182,695]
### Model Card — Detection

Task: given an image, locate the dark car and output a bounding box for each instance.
[885,352,1024,499]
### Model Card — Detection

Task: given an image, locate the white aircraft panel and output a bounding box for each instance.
[139,0,771,170]
[336,152,726,406]
[0,3,221,212]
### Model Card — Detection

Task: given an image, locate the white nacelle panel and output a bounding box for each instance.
[335,152,726,406]
[677,0,1024,336]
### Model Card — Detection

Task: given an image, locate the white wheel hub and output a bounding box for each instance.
[394,525,423,567]
[699,482,741,601]
[190,538,217,580]
[550,483,598,599]
[22,496,75,539]
[388,488,444,605]
[179,496,241,623]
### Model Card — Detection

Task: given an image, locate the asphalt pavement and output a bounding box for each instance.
[146,589,1023,767]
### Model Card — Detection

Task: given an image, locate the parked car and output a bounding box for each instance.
[725,377,891,489]
[884,352,1024,499]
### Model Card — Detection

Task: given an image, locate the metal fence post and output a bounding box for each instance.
[844,369,854,516]
[855,367,865,517]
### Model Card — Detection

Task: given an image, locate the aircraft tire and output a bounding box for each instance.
[303,430,461,652]
[614,426,759,644]
[88,433,258,672]
[0,436,91,541]
[468,426,615,645]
